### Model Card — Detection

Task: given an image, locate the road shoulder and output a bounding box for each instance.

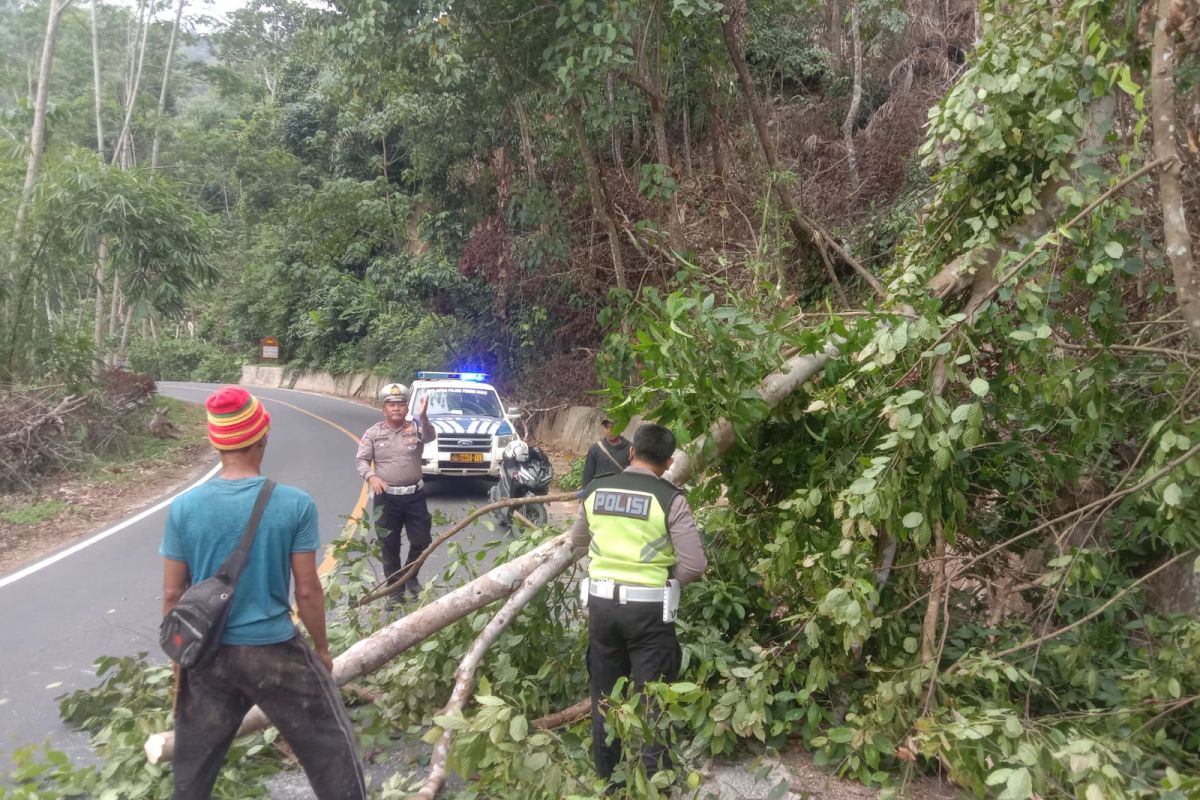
[0,399,213,577]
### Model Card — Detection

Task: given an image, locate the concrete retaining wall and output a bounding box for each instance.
[240,365,627,455]
[525,406,644,455]
[241,365,391,404]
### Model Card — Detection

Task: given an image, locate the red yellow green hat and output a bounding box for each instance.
[206,386,270,450]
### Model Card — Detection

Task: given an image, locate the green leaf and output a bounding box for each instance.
[986,768,1012,786]
[524,751,550,771]
[1163,483,1182,507]
[1104,241,1124,259]
[768,779,791,800]
[509,714,528,741]
[969,377,990,397]
[1117,66,1140,95]
[828,726,854,743]
[999,767,1033,800]
[902,512,924,528]
[1003,716,1023,738]
[967,403,983,429]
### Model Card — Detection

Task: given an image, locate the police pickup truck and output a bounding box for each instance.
[409,371,521,479]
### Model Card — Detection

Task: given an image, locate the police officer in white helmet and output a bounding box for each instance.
[354,383,436,602]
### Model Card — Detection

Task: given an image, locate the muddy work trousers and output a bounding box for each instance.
[374,489,432,589]
[173,636,366,800]
[587,595,682,781]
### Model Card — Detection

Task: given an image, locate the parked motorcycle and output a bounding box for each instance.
[488,440,554,529]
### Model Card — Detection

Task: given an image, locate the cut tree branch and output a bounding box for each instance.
[532,699,591,730]
[413,553,578,799]
[354,492,578,607]
[1151,0,1200,345]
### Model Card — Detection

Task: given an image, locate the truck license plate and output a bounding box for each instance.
[450,453,484,463]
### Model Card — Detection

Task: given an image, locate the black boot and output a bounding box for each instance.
[404,576,422,598]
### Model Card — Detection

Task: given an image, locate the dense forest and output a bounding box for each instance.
[2,0,1200,797]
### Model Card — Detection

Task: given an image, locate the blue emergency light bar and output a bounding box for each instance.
[416,371,489,382]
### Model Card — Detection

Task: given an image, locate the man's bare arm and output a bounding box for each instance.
[162,558,190,617]
[292,551,333,671]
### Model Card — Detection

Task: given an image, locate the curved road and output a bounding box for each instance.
[0,383,502,768]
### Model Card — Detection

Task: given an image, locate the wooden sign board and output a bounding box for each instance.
[260,336,279,360]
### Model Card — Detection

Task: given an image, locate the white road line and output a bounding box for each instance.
[0,462,222,590]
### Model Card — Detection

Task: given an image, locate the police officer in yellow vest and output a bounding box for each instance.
[570,423,707,786]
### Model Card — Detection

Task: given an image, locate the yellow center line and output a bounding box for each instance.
[163,385,371,577]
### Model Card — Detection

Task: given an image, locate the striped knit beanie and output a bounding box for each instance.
[206,386,270,451]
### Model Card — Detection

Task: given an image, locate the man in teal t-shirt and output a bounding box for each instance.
[160,387,365,800]
[161,478,319,645]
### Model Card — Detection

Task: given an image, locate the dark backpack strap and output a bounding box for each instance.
[597,440,624,471]
[214,479,276,586]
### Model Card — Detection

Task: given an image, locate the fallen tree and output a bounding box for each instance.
[145,131,1188,790]
[138,6,1200,796]
[144,327,847,763]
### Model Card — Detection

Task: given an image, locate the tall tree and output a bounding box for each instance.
[721,0,859,301]
[90,0,104,159]
[841,0,863,190]
[150,0,186,170]
[8,0,70,264]
[1150,0,1200,345]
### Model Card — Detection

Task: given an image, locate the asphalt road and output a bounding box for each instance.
[0,382,502,769]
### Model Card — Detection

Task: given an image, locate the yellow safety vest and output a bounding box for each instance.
[583,470,683,586]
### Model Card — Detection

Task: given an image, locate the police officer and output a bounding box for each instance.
[355,383,436,601]
[569,423,707,786]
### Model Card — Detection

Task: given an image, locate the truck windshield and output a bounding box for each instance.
[418,388,504,417]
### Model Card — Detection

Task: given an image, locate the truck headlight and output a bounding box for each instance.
[496,434,515,452]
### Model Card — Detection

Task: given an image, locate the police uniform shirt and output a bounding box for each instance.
[569,465,707,587]
[355,420,436,486]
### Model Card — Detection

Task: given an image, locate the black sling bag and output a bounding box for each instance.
[159,479,276,670]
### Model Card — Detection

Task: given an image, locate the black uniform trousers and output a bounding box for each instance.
[173,636,366,800]
[374,489,433,588]
[587,595,682,781]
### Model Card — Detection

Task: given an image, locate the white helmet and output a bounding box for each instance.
[379,383,409,403]
[504,440,530,462]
